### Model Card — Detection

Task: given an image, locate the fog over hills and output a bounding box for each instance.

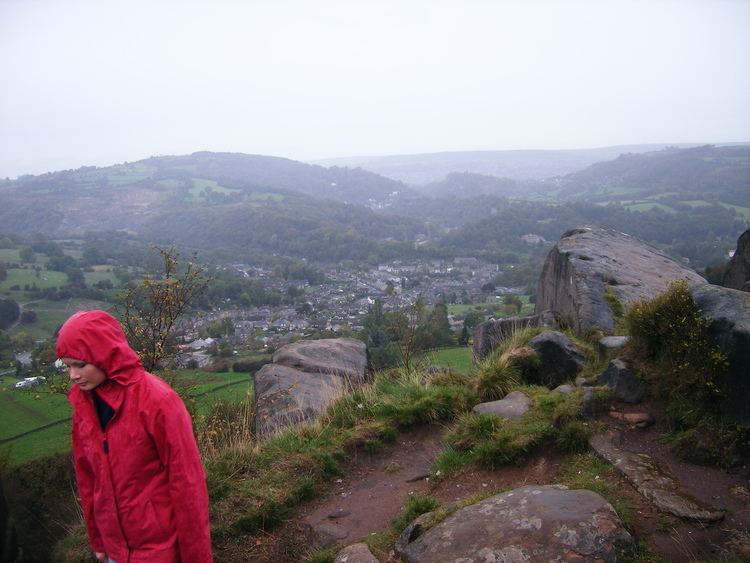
[312,144,718,185]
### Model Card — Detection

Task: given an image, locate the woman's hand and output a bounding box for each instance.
[94,552,107,562]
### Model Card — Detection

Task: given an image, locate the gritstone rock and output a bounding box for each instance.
[334,543,379,563]
[254,338,368,438]
[535,226,706,333]
[528,330,585,388]
[473,391,532,420]
[598,359,645,403]
[395,485,632,563]
[690,284,750,424]
[723,228,750,292]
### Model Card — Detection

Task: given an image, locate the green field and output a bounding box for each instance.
[682,199,712,207]
[625,202,676,213]
[0,369,253,466]
[189,178,241,200]
[421,346,473,374]
[249,192,284,202]
[9,299,113,340]
[0,249,22,262]
[719,202,750,219]
[448,295,534,317]
[0,268,67,291]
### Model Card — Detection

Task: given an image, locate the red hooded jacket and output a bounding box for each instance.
[57,310,213,562]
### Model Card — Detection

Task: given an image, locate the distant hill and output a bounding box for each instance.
[312,144,713,185]
[559,145,750,208]
[0,152,423,262]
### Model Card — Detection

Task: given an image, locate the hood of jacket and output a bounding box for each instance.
[56,310,144,386]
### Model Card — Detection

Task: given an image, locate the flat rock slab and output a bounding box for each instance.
[598,336,630,360]
[395,485,631,563]
[589,433,724,522]
[473,391,531,420]
[272,337,368,383]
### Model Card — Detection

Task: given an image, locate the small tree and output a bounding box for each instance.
[118,247,210,371]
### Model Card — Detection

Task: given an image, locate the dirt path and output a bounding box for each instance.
[600,401,750,562]
[229,404,750,562]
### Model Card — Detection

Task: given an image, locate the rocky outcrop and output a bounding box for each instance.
[723,228,750,292]
[590,433,724,522]
[690,284,750,424]
[472,310,558,362]
[395,485,631,562]
[535,226,706,333]
[528,330,585,387]
[253,338,368,438]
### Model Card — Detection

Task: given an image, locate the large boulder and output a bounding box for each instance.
[528,330,585,387]
[535,226,706,333]
[395,485,631,562]
[723,228,750,292]
[272,338,368,383]
[254,338,368,438]
[690,284,750,424]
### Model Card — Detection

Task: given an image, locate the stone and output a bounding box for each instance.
[253,338,369,438]
[309,521,349,548]
[473,391,532,420]
[335,543,379,563]
[535,226,706,333]
[589,433,724,522]
[553,383,575,395]
[723,228,750,292]
[272,338,368,384]
[472,310,559,362]
[581,386,596,420]
[528,330,585,387]
[598,335,630,360]
[609,410,654,427]
[327,508,351,519]
[598,359,646,403]
[690,284,750,424]
[395,485,631,563]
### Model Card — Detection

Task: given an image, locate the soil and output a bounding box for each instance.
[220,403,750,562]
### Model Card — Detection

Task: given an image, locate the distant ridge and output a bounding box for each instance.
[312,143,749,185]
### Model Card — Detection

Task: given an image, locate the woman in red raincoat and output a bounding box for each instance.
[57,310,212,562]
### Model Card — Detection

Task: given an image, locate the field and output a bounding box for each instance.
[189,178,241,199]
[448,295,534,317]
[421,346,473,374]
[0,369,253,466]
[0,268,67,292]
[8,299,113,340]
[624,202,677,213]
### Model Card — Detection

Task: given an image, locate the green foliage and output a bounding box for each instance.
[626,280,727,425]
[555,421,592,453]
[440,386,587,473]
[0,298,20,329]
[391,494,440,533]
[604,285,624,318]
[473,353,520,401]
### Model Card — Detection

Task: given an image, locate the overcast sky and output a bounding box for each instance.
[1,0,749,178]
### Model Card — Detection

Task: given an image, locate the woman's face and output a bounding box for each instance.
[61,358,107,391]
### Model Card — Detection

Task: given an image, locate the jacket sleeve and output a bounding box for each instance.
[151,392,213,562]
[71,416,105,553]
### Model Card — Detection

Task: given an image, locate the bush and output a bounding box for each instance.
[392,494,440,533]
[626,280,727,425]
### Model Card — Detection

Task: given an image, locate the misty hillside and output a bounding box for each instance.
[0,146,747,267]
[560,145,750,207]
[312,144,708,185]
